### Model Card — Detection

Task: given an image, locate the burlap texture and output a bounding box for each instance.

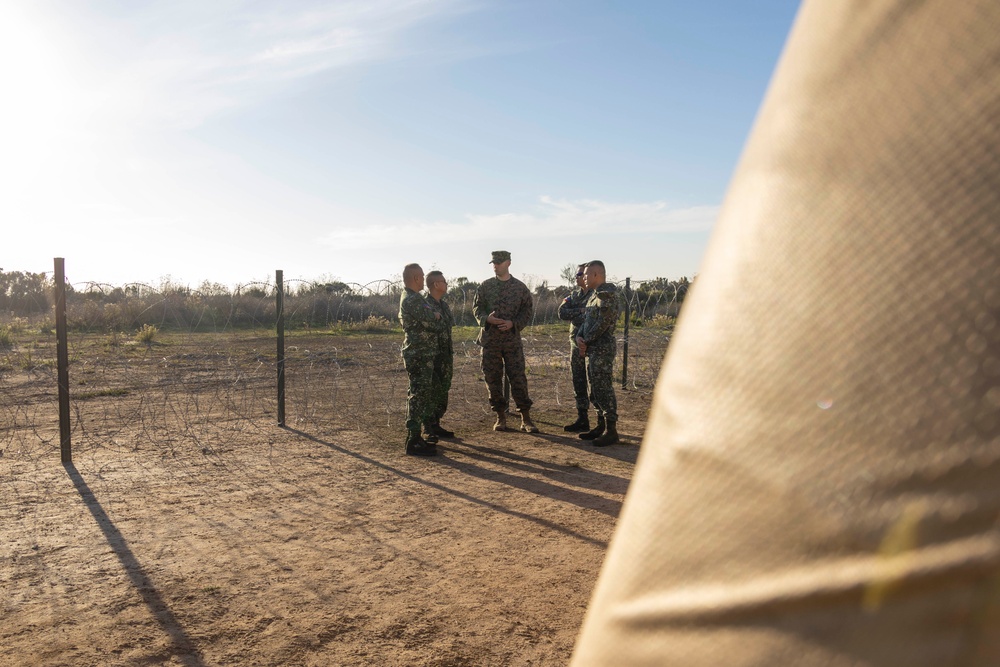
[572,1,1000,664]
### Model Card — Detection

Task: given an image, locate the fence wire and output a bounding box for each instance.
[0,273,682,467]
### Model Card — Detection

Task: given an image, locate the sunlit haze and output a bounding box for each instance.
[1,1,800,289]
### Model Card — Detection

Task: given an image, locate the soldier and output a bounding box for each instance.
[473,250,539,433]
[398,263,441,456]
[423,270,455,443]
[558,263,593,432]
[575,260,621,446]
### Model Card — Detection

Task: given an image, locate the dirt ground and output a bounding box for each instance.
[1,327,664,666]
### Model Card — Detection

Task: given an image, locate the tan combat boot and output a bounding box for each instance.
[519,411,539,433]
[493,412,508,431]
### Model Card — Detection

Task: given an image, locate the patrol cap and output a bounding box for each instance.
[490,250,511,264]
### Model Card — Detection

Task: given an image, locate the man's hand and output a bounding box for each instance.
[487,310,512,330]
[576,336,587,356]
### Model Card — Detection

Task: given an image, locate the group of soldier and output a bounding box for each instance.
[398,250,622,457]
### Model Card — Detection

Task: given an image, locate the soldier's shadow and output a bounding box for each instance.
[434,440,626,517]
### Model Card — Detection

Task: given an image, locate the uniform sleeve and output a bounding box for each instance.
[581,292,618,344]
[558,292,583,323]
[512,283,533,332]
[423,296,447,333]
[576,307,592,341]
[473,283,488,326]
[401,293,438,330]
[559,292,590,327]
[443,302,455,355]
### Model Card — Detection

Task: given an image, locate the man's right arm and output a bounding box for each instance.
[576,299,596,342]
[401,293,437,330]
[557,292,575,321]
[422,296,446,332]
[579,291,618,344]
[559,291,586,324]
[473,283,488,326]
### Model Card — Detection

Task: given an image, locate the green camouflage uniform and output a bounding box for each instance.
[399,287,444,436]
[577,282,621,421]
[424,293,454,429]
[473,276,534,414]
[558,287,593,411]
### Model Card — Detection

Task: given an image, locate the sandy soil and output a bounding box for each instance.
[1,328,658,666]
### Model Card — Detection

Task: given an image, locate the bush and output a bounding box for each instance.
[135,324,159,345]
[0,325,13,350]
[332,315,396,333]
[647,314,676,329]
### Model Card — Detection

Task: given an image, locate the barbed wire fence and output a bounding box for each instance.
[0,262,684,468]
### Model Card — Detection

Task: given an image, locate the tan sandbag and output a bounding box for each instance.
[571,0,1000,664]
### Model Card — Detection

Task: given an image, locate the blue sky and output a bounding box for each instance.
[1,1,800,290]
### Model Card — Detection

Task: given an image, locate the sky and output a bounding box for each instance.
[1,0,801,291]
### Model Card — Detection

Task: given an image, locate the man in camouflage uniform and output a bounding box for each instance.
[558,263,593,432]
[473,250,539,433]
[423,270,455,443]
[575,260,622,446]
[398,263,442,456]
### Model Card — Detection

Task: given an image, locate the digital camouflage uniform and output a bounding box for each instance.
[558,287,593,411]
[473,275,534,414]
[577,282,621,421]
[398,287,444,436]
[424,292,454,430]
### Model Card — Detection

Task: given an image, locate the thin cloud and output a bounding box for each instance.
[58,0,469,129]
[320,197,719,249]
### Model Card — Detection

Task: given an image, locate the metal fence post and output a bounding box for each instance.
[621,276,630,389]
[276,270,286,427]
[54,258,72,463]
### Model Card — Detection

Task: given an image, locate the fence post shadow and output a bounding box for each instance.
[63,462,204,667]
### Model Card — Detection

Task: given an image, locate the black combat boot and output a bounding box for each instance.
[579,414,606,441]
[405,432,437,456]
[429,423,455,439]
[563,409,590,432]
[593,418,619,447]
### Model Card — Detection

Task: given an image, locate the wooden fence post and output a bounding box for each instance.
[54,258,71,463]
[276,270,286,427]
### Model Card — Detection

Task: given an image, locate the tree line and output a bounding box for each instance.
[0,269,690,332]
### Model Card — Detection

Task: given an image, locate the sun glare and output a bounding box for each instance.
[0,5,82,184]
